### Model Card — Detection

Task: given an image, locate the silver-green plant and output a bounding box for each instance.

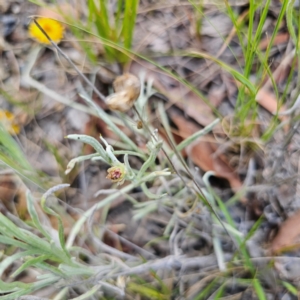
[65,133,170,190]
[64,115,221,247]
[0,186,102,299]
[0,118,217,298]
[0,184,158,299]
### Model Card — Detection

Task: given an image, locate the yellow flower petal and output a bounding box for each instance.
[29,18,64,44]
[0,110,20,135]
[11,124,20,135]
[4,111,14,120]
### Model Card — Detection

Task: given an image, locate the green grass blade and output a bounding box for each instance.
[0,213,69,263]
[223,0,246,56]
[286,0,297,44]
[214,282,226,299]
[89,0,116,59]
[186,51,256,96]
[26,190,52,241]
[0,235,30,249]
[0,213,52,254]
[282,281,298,296]
[115,0,123,29]
[123,0,139,49]
[69,284,101,300]
[128,282,166,300]
[0,126,32,171]
[11,255,51,278]
[36,261,66,277]
[253,278,267,300]
[0,279,30,292]
[0,125,47,189]
[195,278,218,300]
[264,1,289,69]
[0,276,60,300]
[99,0,110,34]
[0,250,37,277]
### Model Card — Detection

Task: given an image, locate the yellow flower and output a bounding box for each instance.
[29,18,64,44]
[0,110,20,135]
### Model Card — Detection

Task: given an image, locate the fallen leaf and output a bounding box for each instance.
[256,48,295,118]
[168,109,244,194]
[259,33,289,50]
[256,89,285,115]
[256,89,288,129]
[270,210,300,254]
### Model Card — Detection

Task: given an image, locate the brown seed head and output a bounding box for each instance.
[137,120,143,129]
[105,73,141,112]
[106,165,126,184]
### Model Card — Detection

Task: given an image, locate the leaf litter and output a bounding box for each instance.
[1,0,300,299]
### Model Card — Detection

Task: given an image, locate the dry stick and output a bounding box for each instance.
[33,18,240,252]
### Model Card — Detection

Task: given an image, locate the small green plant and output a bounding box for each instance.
[0,111,220,299]
[87,0,139,62]
[0,186,92,299]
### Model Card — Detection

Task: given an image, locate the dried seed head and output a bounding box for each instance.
[113,73,140,94]
[136,120,143,129]
[105,73,141,112]
[106,165,126,185]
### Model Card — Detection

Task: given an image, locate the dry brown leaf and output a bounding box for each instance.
[270,210,300,254]
[262,50,295,99]
[256,89,284,115]
[169,110,243,193]
[189,140,243,190]
[259,33,289,50]
[256,89,288,127]
[256,47,296,119]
